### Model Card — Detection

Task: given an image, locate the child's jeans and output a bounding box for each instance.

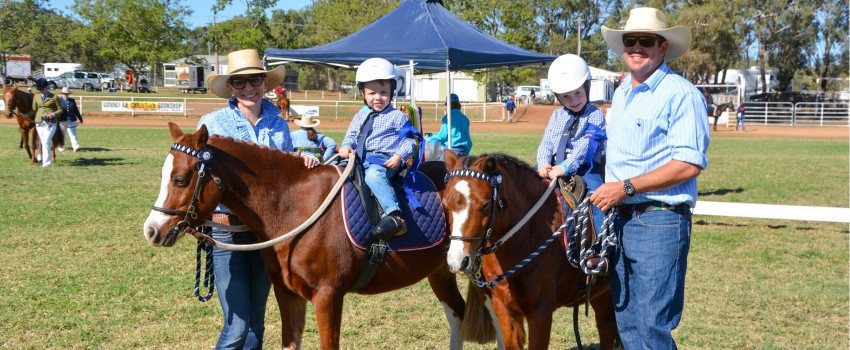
[363,152,402,215]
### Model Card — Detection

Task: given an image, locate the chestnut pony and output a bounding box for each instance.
[441,151,618,349]
[3,84,64,164]
[143,123,481,349]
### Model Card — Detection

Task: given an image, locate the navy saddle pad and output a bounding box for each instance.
[336,167,446,251]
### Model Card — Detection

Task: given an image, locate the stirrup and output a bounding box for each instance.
[373,215,407,241]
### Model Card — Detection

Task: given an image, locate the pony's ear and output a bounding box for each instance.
[484,156,497,173]
[168,122,184,141]
[195,124,209,148]
[444,149,459,170]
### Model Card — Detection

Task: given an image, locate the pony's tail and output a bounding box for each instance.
[461,281,496,344]
[53,126,65,149]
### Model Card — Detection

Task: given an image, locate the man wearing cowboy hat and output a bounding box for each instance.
[58,87,83,152]
[589,7,710,349]
[198,48,318,349]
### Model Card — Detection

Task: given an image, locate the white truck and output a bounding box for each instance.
[1,54,32,85]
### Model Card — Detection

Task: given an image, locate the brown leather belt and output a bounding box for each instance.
[211,213,243,226]
[616,201,689,217]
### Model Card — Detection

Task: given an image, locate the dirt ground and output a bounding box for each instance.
[3,104,846,139]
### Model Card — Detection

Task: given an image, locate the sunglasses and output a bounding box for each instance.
[622,35,663,48]
[229,74,266,89]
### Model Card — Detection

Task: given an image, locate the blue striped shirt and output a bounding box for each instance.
[341,106,416,161]
[198,98,293,151]
[197,98,293,214]
[536,104,605,173]
[606,62,710,207]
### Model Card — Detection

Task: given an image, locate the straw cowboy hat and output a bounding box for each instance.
[601,7,692,60]
[60,87,72,95]
[206,49,285,99]
[293,115,321,128]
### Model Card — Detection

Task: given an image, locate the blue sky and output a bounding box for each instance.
[46,0,311,29]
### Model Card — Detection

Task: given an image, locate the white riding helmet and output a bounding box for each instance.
[547,54,591,94]
[355,58,397,83]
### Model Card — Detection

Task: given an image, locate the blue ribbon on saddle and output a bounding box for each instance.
[397,121,425,209]
[583,124,607,174]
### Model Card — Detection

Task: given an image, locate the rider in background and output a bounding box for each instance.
[536,54,607,234]
[426,93,472,158]
[27,78,63,167]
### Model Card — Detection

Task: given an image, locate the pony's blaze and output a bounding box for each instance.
[446,180,473,273]
[143,154,181,246]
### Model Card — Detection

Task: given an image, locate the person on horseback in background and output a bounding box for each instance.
[338,57,417,237]
[536,54,607,234]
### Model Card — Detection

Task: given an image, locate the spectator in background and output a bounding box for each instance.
[57,87,83,152]
[504,95,516,123]
[735,103,746,132]
[290,115,337,162]
[26,78,63,167]
[529,88,536,105]
[426,93,472,157]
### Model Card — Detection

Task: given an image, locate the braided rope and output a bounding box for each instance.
[566,197,618,276]
[193,239,215,302]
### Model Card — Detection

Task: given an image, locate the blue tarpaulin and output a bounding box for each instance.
[263,0,555,72]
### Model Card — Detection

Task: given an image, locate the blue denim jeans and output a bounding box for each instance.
[363,152,402,215]
[610,206,691,350]
[212,229,271,350]
[736,112,746,131]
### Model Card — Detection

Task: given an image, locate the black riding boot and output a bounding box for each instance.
[373,211,407,241]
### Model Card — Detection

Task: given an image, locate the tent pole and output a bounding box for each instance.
[446,60,453,150]
[409,59,416,107]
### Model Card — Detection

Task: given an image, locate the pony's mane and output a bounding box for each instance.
[208,134,296,158]
[465,152,540,179]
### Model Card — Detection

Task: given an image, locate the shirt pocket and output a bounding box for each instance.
[625,113,669,157]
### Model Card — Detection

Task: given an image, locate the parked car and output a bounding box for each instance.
[46,71,101,91]
[515,85,542,103]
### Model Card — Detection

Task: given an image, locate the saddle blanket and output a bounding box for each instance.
[334,166,446,251]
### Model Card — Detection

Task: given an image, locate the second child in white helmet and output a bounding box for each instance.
[339,57,417,237]
[536,54,607,232]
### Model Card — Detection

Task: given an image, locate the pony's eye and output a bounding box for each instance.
[173,175,190,187]
[480,201,491,211]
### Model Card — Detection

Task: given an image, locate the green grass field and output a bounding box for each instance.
[0,124,847,349]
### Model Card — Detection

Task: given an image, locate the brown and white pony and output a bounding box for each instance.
[441,151,619,349]
[142,123,485,349]
[3,84,63,164]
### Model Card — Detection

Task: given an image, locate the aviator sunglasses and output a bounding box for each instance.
[229,74,266,89]
[622,35,664,48]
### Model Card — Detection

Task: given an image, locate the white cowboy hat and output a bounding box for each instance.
[60,87,71,95]
[293,115,320,128]
[205,49,285,99]
[601,7,692,60]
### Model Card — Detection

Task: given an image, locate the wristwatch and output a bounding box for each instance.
[623,179,636,197]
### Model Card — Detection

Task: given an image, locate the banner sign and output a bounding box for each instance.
[101,101,185,113]
[290,105,319,117]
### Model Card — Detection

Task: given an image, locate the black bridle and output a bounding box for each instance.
[444,169,505,255]
[150,143,221,242]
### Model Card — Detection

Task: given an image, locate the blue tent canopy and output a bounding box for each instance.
[264,0,555,73]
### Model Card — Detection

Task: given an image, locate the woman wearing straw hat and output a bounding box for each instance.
[198,48,318,350]
[589,7,710,349]
[290,114,337,162]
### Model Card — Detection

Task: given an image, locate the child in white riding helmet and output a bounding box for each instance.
[536,54,607,232]
[338,58,417,237]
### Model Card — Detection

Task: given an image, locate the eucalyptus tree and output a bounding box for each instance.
[72,0,192,89]
[0,0,71,71]
[811,0,848,93]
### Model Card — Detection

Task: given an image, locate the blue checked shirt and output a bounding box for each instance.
[197,98,293,214]
[606,62,710,207]
[342,106,416,161]
[536,104,605,173]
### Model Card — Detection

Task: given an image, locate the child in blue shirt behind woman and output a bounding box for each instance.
[536,54,607,234]
[290,115,337,162]
[338,58,417,237]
